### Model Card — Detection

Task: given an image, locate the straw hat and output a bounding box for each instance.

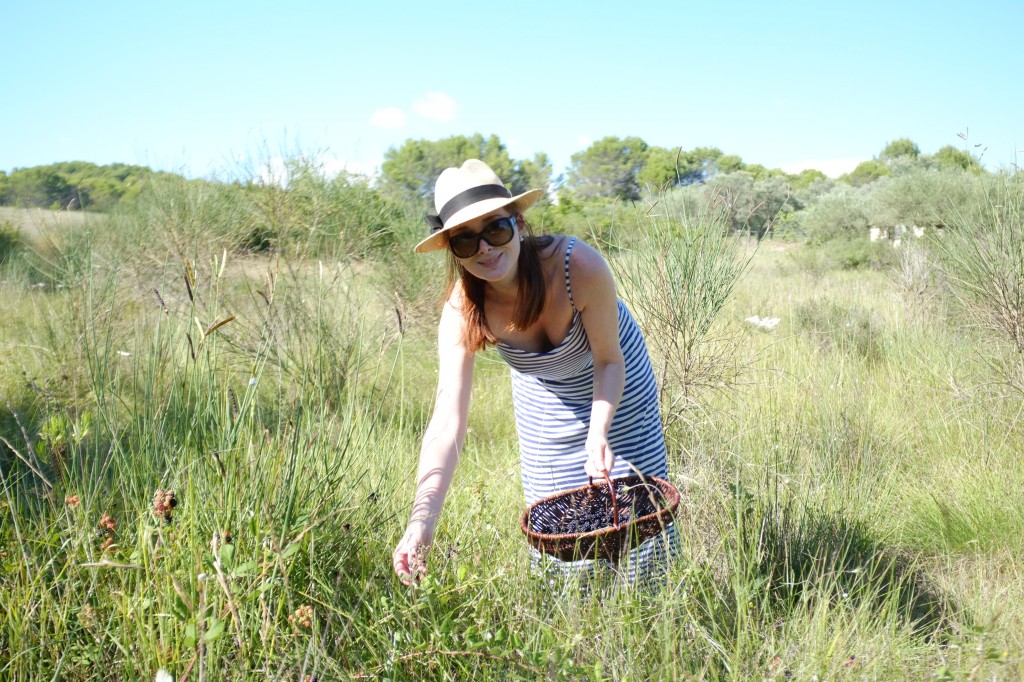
[414,159,544,253]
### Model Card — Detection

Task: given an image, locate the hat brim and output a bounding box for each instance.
[414,188,544,254]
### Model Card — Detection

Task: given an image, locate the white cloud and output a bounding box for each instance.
[412,92,458,122]
[780,157,864,178]
[318,153,379,179]
[576,135,592,149]
[369,107,406,128]
[256,156,289,186]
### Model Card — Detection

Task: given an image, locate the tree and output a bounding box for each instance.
[678,147,725,185]
[3,167,73,208]
[880,138,920,162]
[380,134,548,205]
[713,154,745,175]
[565,136,648,200]
[933,145,981,172]
[840,160,890,187]
[515,152,553,196]
[789,168,828,191]
[637,146,681,191]
[705,171,800,238]
[0,161,161,210]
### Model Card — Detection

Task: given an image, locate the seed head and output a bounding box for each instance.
[65,495,81,509]
[98,513,116,533]
[288,604,314,629]
[152,489,177,523]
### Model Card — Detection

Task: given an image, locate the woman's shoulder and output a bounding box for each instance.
[536,234,603,264]
[563,236,611,280]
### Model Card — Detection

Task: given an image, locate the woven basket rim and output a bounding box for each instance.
[519,474,680,544]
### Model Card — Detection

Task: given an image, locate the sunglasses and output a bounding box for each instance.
[447,216,517,259]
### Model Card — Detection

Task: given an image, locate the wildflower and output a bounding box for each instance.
[65,495,81,509]
[79,604,97,630]
[118,351,131,357]
[97,512,117,551]
[98,513,116,533]
[152,489,177,523]
[155,669,174,682]
[288,604,314,629]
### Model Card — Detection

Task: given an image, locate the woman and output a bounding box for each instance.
[392,159,677,585]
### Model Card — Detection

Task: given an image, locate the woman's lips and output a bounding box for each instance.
[477,252,502,268]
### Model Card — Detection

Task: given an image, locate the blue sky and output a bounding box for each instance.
[2,1,1021,181]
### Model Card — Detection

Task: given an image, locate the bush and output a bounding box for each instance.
[797,187,872,244]
[609,197,751,430]
[867,168,982,230]
[792,299,887,362]
[0,220,21,266]
[937,173,1024,354]
[112,157,408,261]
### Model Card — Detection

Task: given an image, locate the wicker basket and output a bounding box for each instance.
[520,474,680,562]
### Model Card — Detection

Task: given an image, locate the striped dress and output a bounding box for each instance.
[496,237,678,583]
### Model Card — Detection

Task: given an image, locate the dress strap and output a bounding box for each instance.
[564,236,578,310]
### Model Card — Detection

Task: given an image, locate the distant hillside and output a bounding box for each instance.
[0,161,183,212]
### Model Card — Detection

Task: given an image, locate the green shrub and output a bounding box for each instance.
[792,299,887,362]
[0,220,21,266]
[798,187,872,244]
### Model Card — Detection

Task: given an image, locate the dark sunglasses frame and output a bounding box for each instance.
[447,216,517,259]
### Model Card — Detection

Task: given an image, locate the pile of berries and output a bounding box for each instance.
[97,513,116,552]
[288,604,314,629]
[152,489,177,523]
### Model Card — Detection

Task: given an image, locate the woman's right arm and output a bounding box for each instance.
[392,292,475,583]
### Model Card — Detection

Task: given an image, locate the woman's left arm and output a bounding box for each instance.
[569,240,626,478]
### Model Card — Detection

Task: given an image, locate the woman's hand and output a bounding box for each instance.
[392,519,433,585]
[584,431,615,479]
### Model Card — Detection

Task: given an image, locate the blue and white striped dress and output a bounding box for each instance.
[497,237,678,583]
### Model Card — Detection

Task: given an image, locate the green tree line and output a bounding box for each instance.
[2,135,985,215]
[0,161,179,211]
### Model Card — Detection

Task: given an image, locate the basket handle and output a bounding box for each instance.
[588,472,619,528]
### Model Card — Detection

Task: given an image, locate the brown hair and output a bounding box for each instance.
[446,217,554,352]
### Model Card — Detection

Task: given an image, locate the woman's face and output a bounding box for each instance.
[448,209,521,284]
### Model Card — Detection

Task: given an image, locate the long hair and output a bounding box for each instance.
[446,217,554,353]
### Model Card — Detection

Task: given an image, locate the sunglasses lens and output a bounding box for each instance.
[448,217,516,259]
[483,218,515,246]
[449,234,478,258]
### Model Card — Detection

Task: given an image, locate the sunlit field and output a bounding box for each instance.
[1,175,1022,680]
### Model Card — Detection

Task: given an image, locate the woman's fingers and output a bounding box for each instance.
[584,439,615,478]
[393,533,430,584]
[603,445,615,473]
[393,543,414,584]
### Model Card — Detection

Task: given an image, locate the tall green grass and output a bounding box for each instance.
[1,165,1023,680]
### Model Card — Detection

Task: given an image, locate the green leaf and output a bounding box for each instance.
[219,543,235,569]
[184,623,197,649]
[204,618,225,642]
[232,560,257,577]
